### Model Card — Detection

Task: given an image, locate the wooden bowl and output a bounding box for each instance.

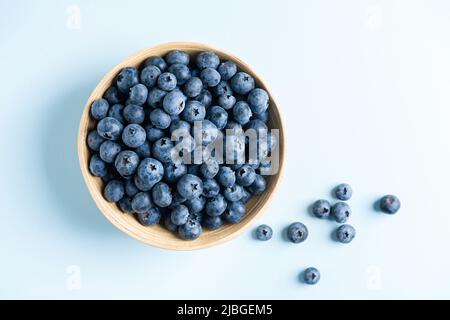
[78,42,285,250]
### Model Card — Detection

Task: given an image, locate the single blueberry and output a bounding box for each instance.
[194,89,212,107]
[131,192,152,214]
[223,184,244,202]
[247,88,269,114]
[335,183,352,201]
[170,204,190,226]
[255,224,273,241]
[177,174,203,199]
[217,94,236,110]
[108,103,125,123]
[157,72,177,91]
[134,140,151,158]
[144,56,167,71]
[117,67,139,93]
[379,195,401,214]
[163,161,187,184]
[181,100,206,123]
[217,166,236,188]
[196,51,220,70]
[97,117,123,140]
[145,123,165,142]
[312,199,331,219]
[212,80,232,96]
[147,88,167,108]
[122,124,146,148]
[287,222,308,243]
[200,158,219,179]
[235,164,256,187]
[128,84,148,106]
[303,267,320,285]
[332,202,352,223]
[202,178,220,198]
[118,196,133,213]
[123,104,145,124]
[137,207,161,226]
[185,195,206,214]
[168,63,191,85]
[87,130,105,152]
[183,77,203,98]
[104,179,125,202]
[114,150,139,178]
[125,179,139,197]
[150,108,171,129]
[151,182,173,208]
[248,174,266,195]
[152,137,174,163]
[136,158,164,189]
[140,65,161,88]
[336,224,356,243]
[202,215,223,230]
[200,68,221,87]
[233,101,253,125]
[217,60,237,81]
[205,194,227,217]
[166,50,190,66]
[223,201,246,223]
[89,154,108,177]
[162,89,186,116]
[207,106,228,130]
[104,86,122,105]
[99,140,121,163]
[90,99,109,120]
[230,72,255,95]
[178,218,202,240]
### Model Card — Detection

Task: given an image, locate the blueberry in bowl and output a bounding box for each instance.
[78,42,285,250]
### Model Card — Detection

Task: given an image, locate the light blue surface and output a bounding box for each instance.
[1,0,450,299]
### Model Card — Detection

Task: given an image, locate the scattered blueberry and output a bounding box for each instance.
[255,224,273,241]
[331,202,351,223]
[303,267,320,285]
[287,222,308,243]
[312,199,331,219]
[336,224,356,243]
[335,183,352,201]
[379,195,400,214]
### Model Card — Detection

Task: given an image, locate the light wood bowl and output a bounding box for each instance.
[78,42,285,250]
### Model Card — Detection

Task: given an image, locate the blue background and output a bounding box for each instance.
[1,0,450,299]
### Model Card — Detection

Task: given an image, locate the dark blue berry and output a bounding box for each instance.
[196,51,220,70]
[336,224,356,243]
[144,56,167,71]
[104,179,125,202]
[166,50,190,65]
[140,65,161,88]
[157,72,177,91]
[303,267,320,285]
[117,67,139,93]
[123,104,145,124]
[217,61,237,80]
[91,99,109,120]
[255,224,273,241]
[89,154,107,177]
[287,222,308,243]
[379,195,400,214]
[131,192,152,214]
[230,72,255,95]
[151,182,172,208]
[332,202,351,223]
[312,200,331,219]
[177,174,203,200]
[335,183,352,201]
[178,218,202,240]
[224,201,246,223]
[99,140,121,163]
[183,77,203,98]
[200,68,221,87]
[87,130,105,151]
[97,117,123,140]
[114,150,139,178]
[122,124,146,148]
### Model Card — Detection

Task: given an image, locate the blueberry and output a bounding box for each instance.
[255,224,273,241]
[241,188,252,204]
[137,207,161,226]
[248,174,266,195]
[140,65,161,88]
[170,119,191,135]
[170,204,190,226]
[123,104,145,124]
[108,103,125,123]
[207,106,228,130]
[194,89,212,107]
[134,140,151,158]
[87,130,105,151]
[168,63,191,85]
[205,194,227,217]
[127,84,147,106]
[196,51,220,70]
[287,222,308,243]
[217,61,237,80]
[217,94,236,110]
[145,123,165,142]
[89,154,108,177]
[104,179,125,202]
[216,166,235,188]
[166,50,190,65]
[122,124,146,148]
[157,72,177,91]
[114,150,139,177]
[181,100,206,123]
[197,120,219,146]
[224,201,246,223]
[147,88,167,108]
[247,88,269,114]
[145,56,167,71]
[164,215,178,232]
[379,195,401,214]
[118,196,133,213]
[163,161,187,184]
[151,182,172,208]
[212,80,232,96]
[200,158,219,179]
[152,137,174,163]
[244,119,268,135]
[202,178,220,198]
[99,140,121,163]
[117,67,139,93]
[177,174,203,199]
[104,86,122,105]
[178,218,202,240]
[223,184,244,202]
[336,224,356,243]
[335,183,352,201]
[149,108,171,129]
[303,267,320,285]
[230,72,255,95]
[236,164,256,187]
[90,99,109,120]
[131,191,152,213]
[185,195,206,214]
[136,158,164,189]
[251,109,269,123]
[200,68,221,87]
[183,77,203,98]
[233,101,253,125]
[203,215,223,230]
[331,202,351,223]
[162,89,186,116]
[125,179,139,197]
[312,199,331,219]
[97,117,123,140]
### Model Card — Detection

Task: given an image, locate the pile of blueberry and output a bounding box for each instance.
[253,184,401,285]
[87,50,277,240]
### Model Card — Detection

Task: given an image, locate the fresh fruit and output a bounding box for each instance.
[255,224,273,241]
[287,222,308,243]
[336,224,356,243]
[334,183,352,201]
[331,202,351,223]
[312,199,331,219]
[303,267,320,285]
[379,195,401,214]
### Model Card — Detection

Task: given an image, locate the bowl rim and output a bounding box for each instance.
[77,41,286,250]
